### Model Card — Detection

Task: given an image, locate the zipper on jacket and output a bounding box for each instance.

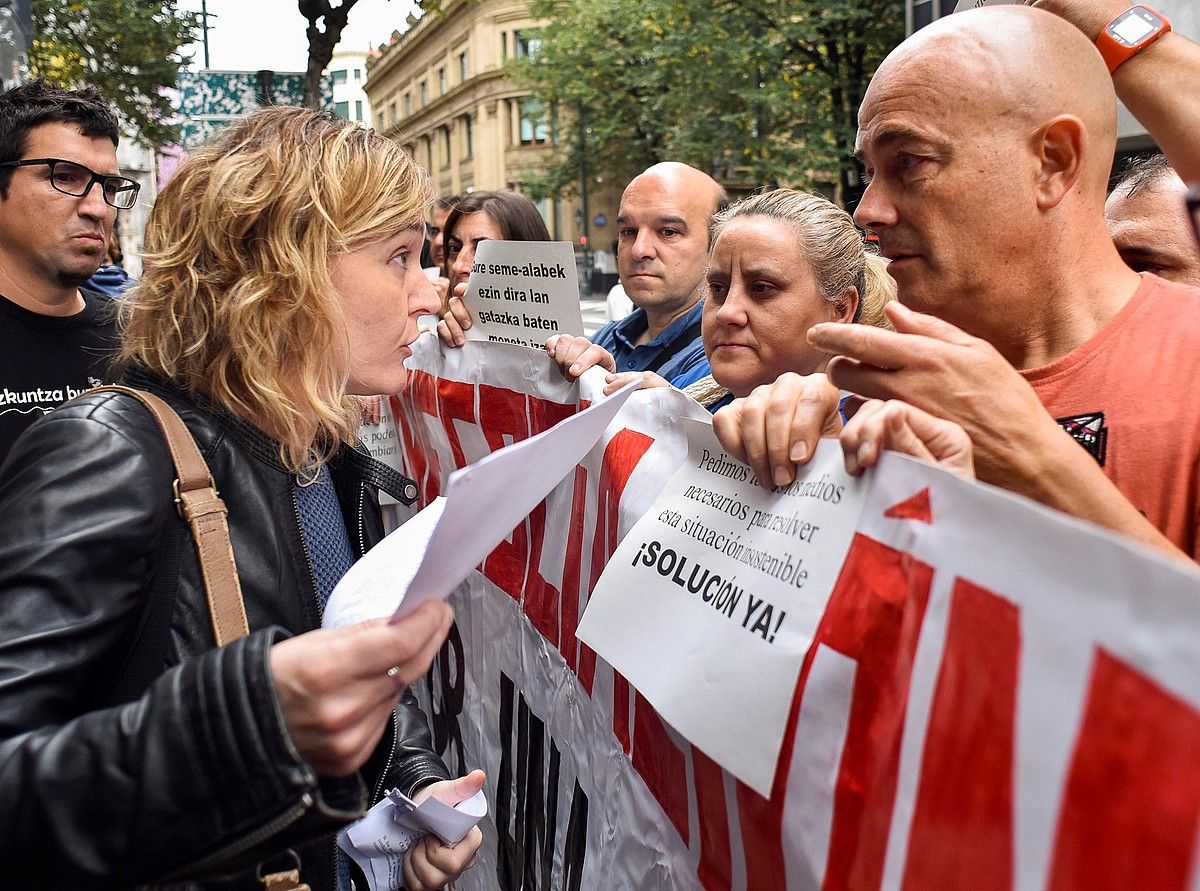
[356,482,368,558]
[372,708,402,804]
[167,791,315,878]
[358,479,400,806]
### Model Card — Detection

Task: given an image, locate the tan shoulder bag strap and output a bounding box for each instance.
[94,385,250,646]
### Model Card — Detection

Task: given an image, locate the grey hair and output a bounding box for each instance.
[1111,153,1176,200]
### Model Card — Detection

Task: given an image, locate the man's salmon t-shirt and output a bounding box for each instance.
[1021,274,1200,559]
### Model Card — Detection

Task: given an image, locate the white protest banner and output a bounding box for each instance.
[390,336,1200,891]
[461,240,583,349]
[578,424,867,796]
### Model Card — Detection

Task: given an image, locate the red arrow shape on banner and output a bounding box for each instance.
[883,487,933,524]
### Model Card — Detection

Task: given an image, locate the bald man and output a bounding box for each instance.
[1106,155,1200,288]
[715,6,1200,561]
[554,162,727,386]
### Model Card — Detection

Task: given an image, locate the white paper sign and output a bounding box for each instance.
[461,240,583,349]
[576,422,868,796]
[322,377,640,629]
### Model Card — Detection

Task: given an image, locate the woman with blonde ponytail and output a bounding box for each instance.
[857,252,898,331]
[583,188,896,411]
[677,188,896,411]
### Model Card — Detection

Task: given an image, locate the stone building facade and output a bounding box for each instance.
[365,0,620,261]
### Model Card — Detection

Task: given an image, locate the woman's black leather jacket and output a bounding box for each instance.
[0,369,448,889]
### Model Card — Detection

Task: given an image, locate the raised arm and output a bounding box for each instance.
[1033,0,1200,182]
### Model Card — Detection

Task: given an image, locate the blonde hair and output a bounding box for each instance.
[120,106,432,472]
[710,189,894,329]
[859,253,897,329]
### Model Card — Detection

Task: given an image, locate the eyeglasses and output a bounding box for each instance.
[0,157,141,209]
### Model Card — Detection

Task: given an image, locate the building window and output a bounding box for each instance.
[334,100,350,119]
[519,97,549,145]
[332,69,347,85]
[458,51,468,82]
[911,0,935,30]
[353,68,361,81]
[355,100,363,121]
[419,80,428,106]
[421,136,432,172]
[441,126,452,167]
[463,114,473,159]
[388,103,397,125]
[516,30,541,59]
[500,32,507,60]
[403,93,411,116]
[438,67,447,95]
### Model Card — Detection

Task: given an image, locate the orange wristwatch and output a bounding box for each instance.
[1096,5,1172,74]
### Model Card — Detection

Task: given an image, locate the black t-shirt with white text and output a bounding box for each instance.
[0,288,120,466]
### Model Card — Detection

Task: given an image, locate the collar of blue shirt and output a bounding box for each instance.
[610,300,703,351]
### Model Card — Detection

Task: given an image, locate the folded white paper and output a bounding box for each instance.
[322,380,639,629]
[338,789,488,891]
[389,788,488,846]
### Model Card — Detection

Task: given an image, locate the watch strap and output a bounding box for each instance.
[1097,4,1172,75]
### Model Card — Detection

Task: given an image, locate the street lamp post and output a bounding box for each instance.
[200,0,211,68]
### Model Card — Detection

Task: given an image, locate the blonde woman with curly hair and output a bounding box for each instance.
[0,107,483,889]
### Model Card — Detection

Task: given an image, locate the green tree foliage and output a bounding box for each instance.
[514,0,903,203]
[28,0,199,146]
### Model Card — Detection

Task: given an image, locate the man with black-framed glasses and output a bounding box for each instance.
[0,79,123,463]
[0,158,140,210]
